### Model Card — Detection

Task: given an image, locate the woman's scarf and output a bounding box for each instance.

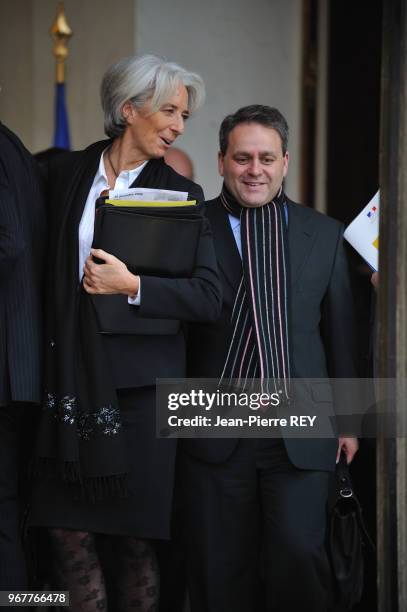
[219,183,292,399]
[36,144,190,499]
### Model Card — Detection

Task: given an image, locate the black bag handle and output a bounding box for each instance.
[335,452,375,553]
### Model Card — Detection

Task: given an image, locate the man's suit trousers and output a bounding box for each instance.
[178,439,332,612]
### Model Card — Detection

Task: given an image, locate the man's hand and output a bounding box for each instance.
[83,248,139,297]
[337,436,359,464]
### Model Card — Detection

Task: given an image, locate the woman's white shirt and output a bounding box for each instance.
[78,151,147,303]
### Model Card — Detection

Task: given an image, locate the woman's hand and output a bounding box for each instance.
[83,248,140,297]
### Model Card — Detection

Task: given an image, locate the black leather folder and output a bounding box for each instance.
[92,204,202,277]
[90,203,203,334]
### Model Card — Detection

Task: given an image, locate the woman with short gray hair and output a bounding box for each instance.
[101,54,205,138]
[30,54,220,611]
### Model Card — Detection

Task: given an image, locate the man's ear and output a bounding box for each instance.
[283,151,289,177]
[218,151,224,177]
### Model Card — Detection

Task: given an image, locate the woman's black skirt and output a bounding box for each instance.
[29,387,176,539]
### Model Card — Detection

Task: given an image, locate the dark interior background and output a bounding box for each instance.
[328,3,382,610]
[303,1,383,609]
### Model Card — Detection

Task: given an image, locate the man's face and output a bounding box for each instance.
[218,122,289,207]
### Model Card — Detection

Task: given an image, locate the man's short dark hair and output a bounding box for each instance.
[219,105,289,156]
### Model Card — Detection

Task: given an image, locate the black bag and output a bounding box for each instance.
[328,452,375,611]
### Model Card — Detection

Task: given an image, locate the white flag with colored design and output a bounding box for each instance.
[344,190,379,271]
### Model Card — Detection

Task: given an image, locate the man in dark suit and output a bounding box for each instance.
[179,105,359,612]
[0,123,45,588]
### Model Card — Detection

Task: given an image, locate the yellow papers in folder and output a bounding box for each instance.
[105,200,196,207]
[343,190,379,271]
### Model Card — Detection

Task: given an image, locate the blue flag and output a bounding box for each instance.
[53,82,70,150]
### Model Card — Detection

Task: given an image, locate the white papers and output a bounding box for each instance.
[108,187,188,201]
[344,190,379,271]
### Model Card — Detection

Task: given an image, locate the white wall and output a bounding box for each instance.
[0,0,135,153]
[136,0,303,200]
[0,0,34,147]
[0,0,303,200]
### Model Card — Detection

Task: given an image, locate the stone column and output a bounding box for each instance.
[377,0,407,609]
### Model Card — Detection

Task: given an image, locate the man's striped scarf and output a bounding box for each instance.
[219,184,291,400]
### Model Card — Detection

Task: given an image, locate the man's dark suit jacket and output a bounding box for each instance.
[0,123,45,405]
[185,196,357,472]
[45,140,221,389]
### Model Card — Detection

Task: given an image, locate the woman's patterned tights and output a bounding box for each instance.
[48,529,159,611]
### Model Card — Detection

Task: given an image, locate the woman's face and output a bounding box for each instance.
[123,84,190,160]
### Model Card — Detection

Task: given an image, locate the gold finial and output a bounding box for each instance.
[50,2,73,84]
